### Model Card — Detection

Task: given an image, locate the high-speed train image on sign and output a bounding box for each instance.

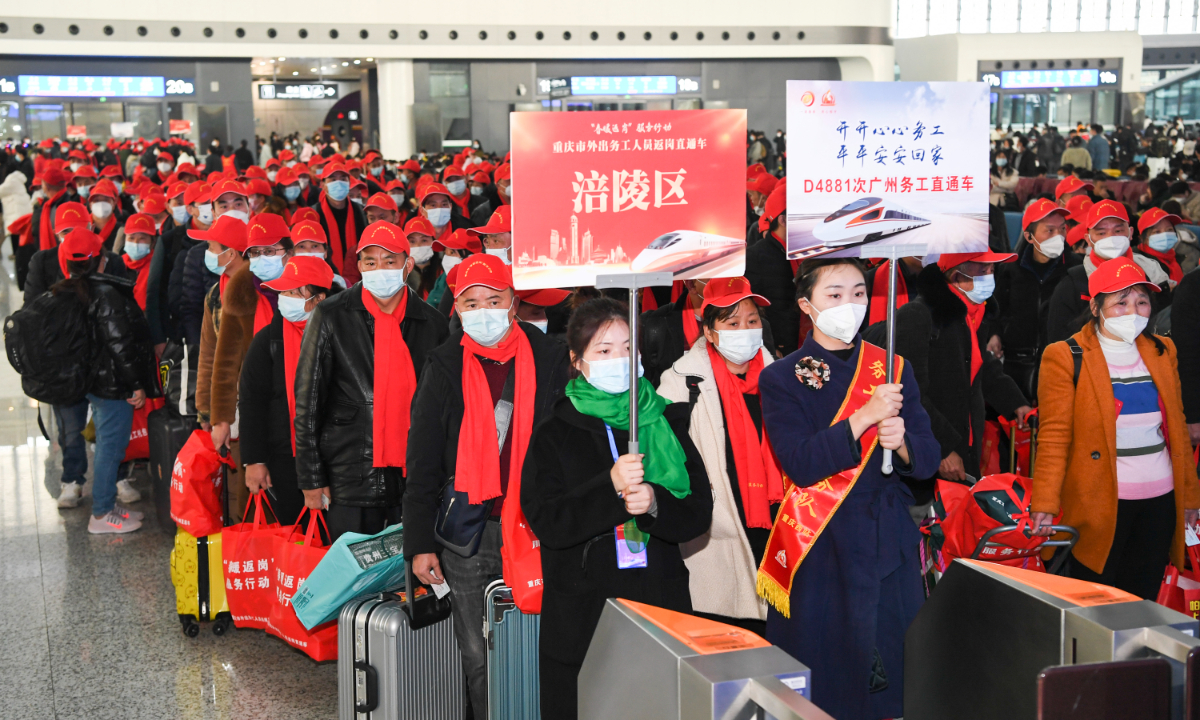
[629,230,745,274]
[811,197,932,247]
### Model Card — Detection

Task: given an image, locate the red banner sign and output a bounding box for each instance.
[169,119,193,134]
[66,125,87,139]
[510,109,747,290]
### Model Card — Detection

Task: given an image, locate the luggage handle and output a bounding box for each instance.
[402,561,453,631]
[352,660,378,713]
[971,524,1079,574]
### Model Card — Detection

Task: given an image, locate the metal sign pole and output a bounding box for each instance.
[595,271,673,454]
[860,243,927,475]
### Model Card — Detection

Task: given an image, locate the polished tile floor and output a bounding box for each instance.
[0,254,336,719]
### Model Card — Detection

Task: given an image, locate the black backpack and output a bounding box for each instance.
[4,290,92,405]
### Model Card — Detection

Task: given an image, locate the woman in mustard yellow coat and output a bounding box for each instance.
[1032,256,1200,599]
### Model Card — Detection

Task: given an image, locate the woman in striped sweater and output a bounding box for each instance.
[1032,257,1200,599]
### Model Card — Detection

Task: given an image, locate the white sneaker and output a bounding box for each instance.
[57,483,83,509]
[115,479,142,504]
[112,503,144,521]
[88,511,142,534]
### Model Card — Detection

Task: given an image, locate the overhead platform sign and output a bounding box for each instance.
[785,81,990,264]
[509,108,747,289]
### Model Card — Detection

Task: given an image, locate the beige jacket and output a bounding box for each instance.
[658,337,774,621]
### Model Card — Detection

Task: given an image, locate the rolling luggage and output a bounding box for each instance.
[169,527,233,637]
[338,566,464,720]
[486,580,541,720]
[147,407,196,533]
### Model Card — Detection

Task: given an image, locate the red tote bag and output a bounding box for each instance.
[265,508,338,661]
[123,397,165,462]
[169,430,233,538]
[222,492,282,630]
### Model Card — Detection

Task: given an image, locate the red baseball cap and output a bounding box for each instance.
[1021,198,1069,229]
[936,249,1017,271]
[443,166,465,180]
[278,149,295,162]
[89,180,119,201]
[1088,257,1160,296]
[184,182,213,206]
[357,221,411,255]
[517,288,571,307]
[188,215,249,252]
[747,163,767,179]
[291,220,327,244]
[452,253,513,298]
[247,178,273,197]
[420,183,453,203]
[57,227,104,277]
[247,214,291,249]
[140,194,168,216]
[100,165,124,179]
[212,179,248,200]
[321,162,348,179]
[166,181,188,200]
[385,178,407,192]
[471,171,490,184]
[245,166,267,180]
[405,217,436,239]
[275,167,297,186]
[262,255,335,292]
[468,206,511,237]
[176,162,198,177]
[1064,195,1094,223]
[72,165,98,181]
[290,207,320,227]
[758,186,787,232]
[41,168,70,187]
[156,151,174,162]
[365,193,399,213]
[435,227,482,253]
[1067,223,1089,248]
[1137,207,1182,233]
[747,173,778,195]
[1055,175,1093,200]
[1084,199,1129,229]
[54,202,91,232]
[700,276,770,311]
[265,157,282,170]
[493,164,511,182]
[400,159,421,173]
[123,213,157,236]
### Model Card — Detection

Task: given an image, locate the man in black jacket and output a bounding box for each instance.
[881,251,1033,491]
[24,202,129,303]
[404,254,568,718]
[993,198,1080,400]
[1172,269,1200,446]
[745,185,799,356]
[294,222,449,540]
[315,162,366,287]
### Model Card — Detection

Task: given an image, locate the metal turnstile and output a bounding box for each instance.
[578,598,833,720]
[906,559,1200,720]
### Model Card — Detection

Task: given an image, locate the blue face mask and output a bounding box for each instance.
[361,268,407,299]
[1147,231,1179,253]
[325,180,350,202]
[249,255,285,282]
[77,185,92,199]
[958,273,995,304]
[204,249,227,275]
[426,207,451,227]
[277,295,312,323]
[584,356,644,394]
[125,242,151,261]
[284,185,301,202]
[460,302,513,347]
[171,205,190,224]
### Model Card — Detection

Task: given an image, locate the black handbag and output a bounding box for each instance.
[433,365,513,558]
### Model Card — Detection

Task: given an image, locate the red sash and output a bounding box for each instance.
[756,341,901,617]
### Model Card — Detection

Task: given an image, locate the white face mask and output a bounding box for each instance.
[1036,234,1065,259]
[470,186,483,196]
[361,268,407,299]
[485,247,511,265]
[812,302,867,344]
[158,162,173,175]
[222,209,250,224]
[715,328,763,366]
[442,254,462,274]
[426,207,451,227]
[460,302,513,347]
[91,201,113,219]
[1102,312,1148,344]
[298,176,310,189]
[70,162,83,173]
[197,203,214,225]
[249,255,285,282]
[956,273,995,304]
[350,196,364,206]
[171,205,190,224]
[267,170,277,183]
[1093,234,1130,260]
[528,319,549,333]
[77,185,92,199]
[446,180,467,196]
[389,193,405,207]
[204,249,227,275]
[277,295,312,323]
[410,245,434,265]
[584,356,644,394]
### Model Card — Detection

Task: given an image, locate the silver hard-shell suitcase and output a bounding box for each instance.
[338,566,464,720]
[486,580,541,720]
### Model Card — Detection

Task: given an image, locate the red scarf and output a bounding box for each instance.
[433,221,453,245]
[448,190,470,217]
[948,285,985,384]
[319,192,360,286]
[283,318,306,454]
[361,287,416,468]
[454,327,536,504]
[681,295,702,347]
[869,260,910,326]
[123,250,154,310]
[38,189,68,250]
[639,280,685,312]
[253,291,273,335]
[705,344,784,528]
[1139,246,1183,284]
[95,215,117,246]
[775,232,800,276]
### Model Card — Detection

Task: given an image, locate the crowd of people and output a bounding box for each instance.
[0,117,1198,720]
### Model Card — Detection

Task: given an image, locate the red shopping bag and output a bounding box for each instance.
[940,473,1054,570]
[997,414,1036,476]
[123,397,165,462]
[980,421,1003,477]
[265,508,337,661]
[169,430,234,537]
[222,492,282,630]
[1158,546,1200,618]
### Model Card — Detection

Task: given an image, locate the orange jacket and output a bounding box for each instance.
[1033,322,1200,573]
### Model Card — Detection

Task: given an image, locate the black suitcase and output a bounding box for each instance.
[148,407,197,534]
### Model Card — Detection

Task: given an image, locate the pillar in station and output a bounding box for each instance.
[377,59,416,161]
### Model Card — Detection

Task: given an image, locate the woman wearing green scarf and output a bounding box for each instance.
[521,297,713,720]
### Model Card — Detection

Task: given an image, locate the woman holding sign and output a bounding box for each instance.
[521,297,712,720]
[757,258,939,720]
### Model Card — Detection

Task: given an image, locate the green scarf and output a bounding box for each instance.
[565,375,691,499]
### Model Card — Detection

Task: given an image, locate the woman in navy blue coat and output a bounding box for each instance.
[758,258,940,720]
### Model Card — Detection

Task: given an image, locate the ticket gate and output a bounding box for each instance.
[906,559,1200,720]
[578,599,833,720]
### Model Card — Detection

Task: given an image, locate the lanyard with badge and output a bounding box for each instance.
[606,424,648,569]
